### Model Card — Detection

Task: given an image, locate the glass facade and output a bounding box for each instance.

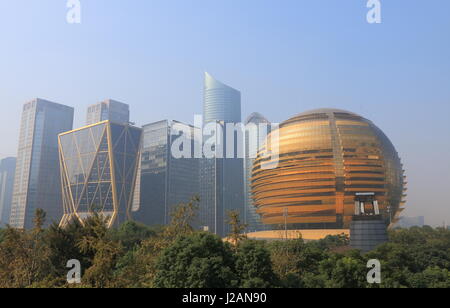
[10,99,74,229]
[0,157,16,227]
[133,120,200,226]
[86,99,130,126]
[204,72,241,123]
[200,73,244,237]
[58,121,142,228]
[244,113,271,232]
[251,109,406,230]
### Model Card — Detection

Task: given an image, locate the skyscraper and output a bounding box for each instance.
[59,121,142,228]
[203,72,241,123]
[244,113,271,232]
[133,120,200,226]
[200,73,244,237]
[0,157,16,227]
[86,99,130,125]
[10,99,74,229]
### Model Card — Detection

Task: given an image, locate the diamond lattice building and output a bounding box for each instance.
[58,121,142,228]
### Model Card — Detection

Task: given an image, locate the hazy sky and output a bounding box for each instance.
[0,0,449,226]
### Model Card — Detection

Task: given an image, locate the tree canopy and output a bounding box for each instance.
[0,207,448,288]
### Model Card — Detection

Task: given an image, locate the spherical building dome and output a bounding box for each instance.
[251,109,405,230]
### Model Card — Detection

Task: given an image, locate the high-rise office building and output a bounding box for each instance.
[133,120,200,226]
[10,99,74,229]
[200,73,244,237]
[58,121,142,228]
[244,113,271,232]
[203,72,241,123]
[0,157,16,227]
[86,99,130,125]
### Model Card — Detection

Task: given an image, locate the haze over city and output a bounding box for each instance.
[0,0,449,226]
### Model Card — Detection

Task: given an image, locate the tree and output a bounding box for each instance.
[153,232,237,288]
[235,240,278,288]
[268,239,305,286]
[365,227,450,288]
[33,208,47,232]
[165,195,200,239]
[112,249,146,288]
[318,253,367,288]
[110,220,156,251]
[76,214,122,288]
[316,234,350,249]
[0,210,53,288]
[0,209,448,289]
[227,210,248,250]
[408,266,450,288]
[113,196,201,288]
[0,228,5,244]
[111,223,159,288]
[269,237,359,288]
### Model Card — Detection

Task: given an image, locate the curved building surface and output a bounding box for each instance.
[199,72,244,237]
[203,72,241,123]
[251,109,406,229]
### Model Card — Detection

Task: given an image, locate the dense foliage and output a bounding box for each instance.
[0,202,448,288]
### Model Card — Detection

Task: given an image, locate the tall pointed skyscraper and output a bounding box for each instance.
[200,73,244,237]
[203,72,241,123]
[10,99,74,229]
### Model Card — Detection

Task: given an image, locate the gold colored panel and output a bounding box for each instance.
[251,109,405,229]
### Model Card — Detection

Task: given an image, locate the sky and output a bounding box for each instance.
[0,0,449,226]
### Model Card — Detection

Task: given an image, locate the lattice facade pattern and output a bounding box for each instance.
[59,121,142,228]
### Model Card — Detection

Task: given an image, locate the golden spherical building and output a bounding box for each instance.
[251,109,406,231]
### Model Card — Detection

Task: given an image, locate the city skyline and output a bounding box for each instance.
[0,1,449,226]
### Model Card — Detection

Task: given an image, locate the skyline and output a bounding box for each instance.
[0,1,449,226]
